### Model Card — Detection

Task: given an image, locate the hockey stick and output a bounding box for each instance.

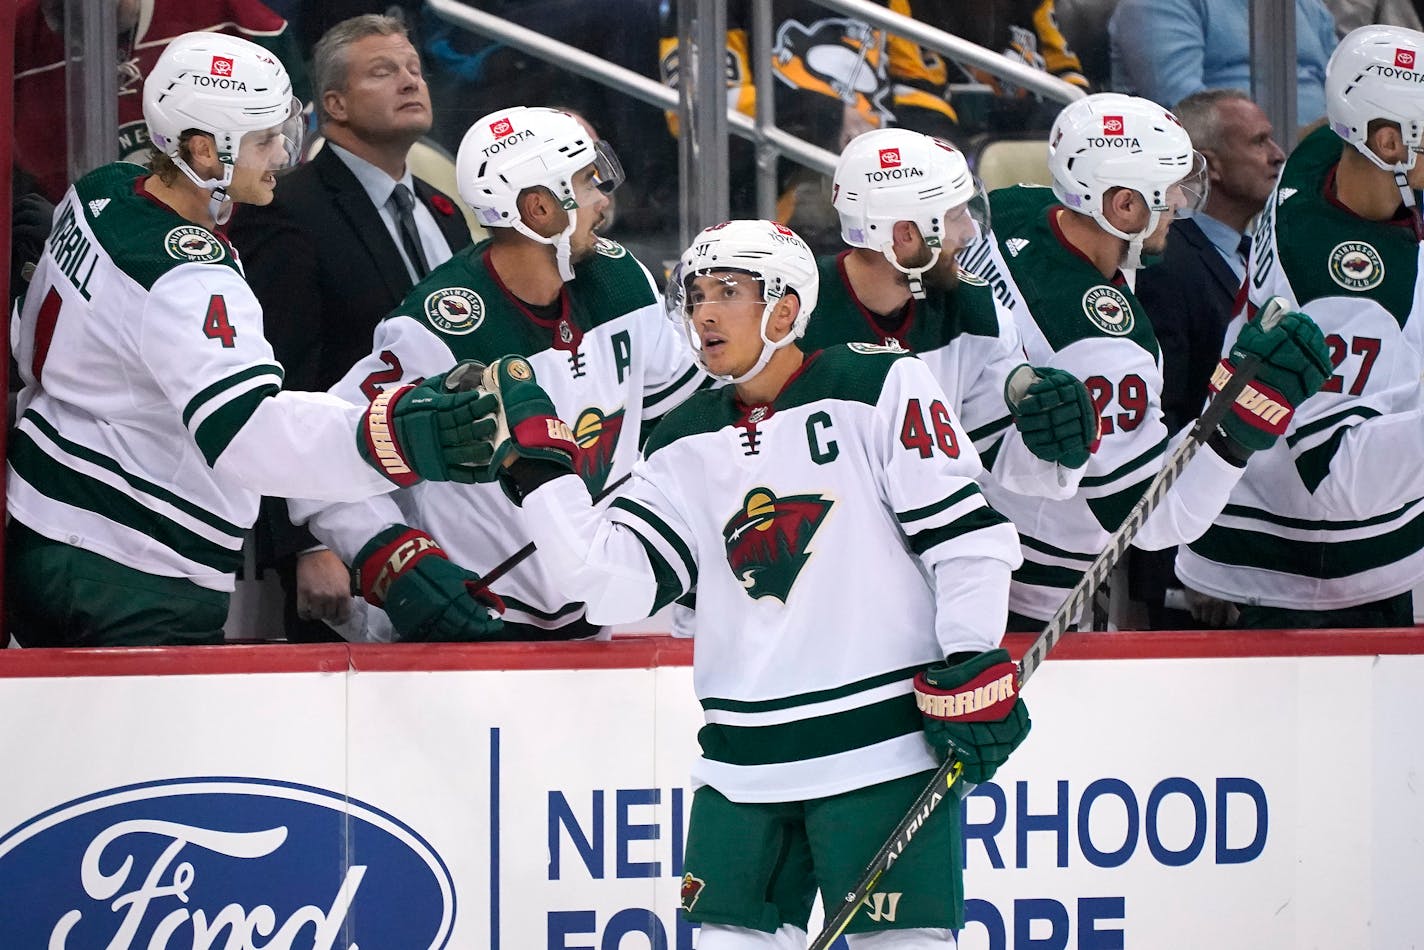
[808,298,1289,949]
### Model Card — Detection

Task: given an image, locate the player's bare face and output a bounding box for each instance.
[226,126,293,206]
[334,33,431,143]
[686,272,768,377]
[567,166,611,261]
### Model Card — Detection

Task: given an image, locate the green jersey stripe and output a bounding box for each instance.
[1020,532,1093,564]
[611,496,697,585]
[701,664,925,713]
[10,429,243,573]
[1218,499,1424,532]
[968,415,1013,443]
[193,383,279,466]
[1014,558,1084,589]
[897,483,980,525]
[22,411,245,538]
[697,692,921,767]
[646,364,704,407]
[908,506,1011,556]
[1187,510,1424,580]
[500,595,585,621]
[1080,436,1168,489]
[1286,405,1381,448]
[182,363,284,428]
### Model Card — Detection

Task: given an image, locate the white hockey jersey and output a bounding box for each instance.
[521,345,1023,801]
[961,185,1244,621]
[8,163,394,592]
[291,238,706,638]
[1177,126,1424,609]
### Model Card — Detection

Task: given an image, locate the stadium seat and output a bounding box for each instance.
[969,134,1053,191]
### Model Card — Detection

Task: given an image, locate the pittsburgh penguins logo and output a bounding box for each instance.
[1081,286,1135,335]
[164,226,225,262]
[423,287,485,334]
[722,488,833,603]
[1328,241,1385,291]
[573,406,626,495]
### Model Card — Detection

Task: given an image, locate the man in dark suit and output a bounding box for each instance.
[1131,88,1286,627]
[229,13,472,640]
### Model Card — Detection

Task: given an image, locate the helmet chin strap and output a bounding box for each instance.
[690,298,787,386]
[880,243,940,300]
[172,154,236,226]
[513,209,579,281]
[1099,208,1161,270]
[1357,141,1424,240]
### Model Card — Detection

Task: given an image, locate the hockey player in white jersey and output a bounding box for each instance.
[1178,25,1424,628]
[5,32,500,647]
[805,127,1098,499]
[960,92,1333,629]
[288,106,707,642]
[480,220,1029,947]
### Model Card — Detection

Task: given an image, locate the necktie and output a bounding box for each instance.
[1237,233,1252,264]
[388,183,430,280]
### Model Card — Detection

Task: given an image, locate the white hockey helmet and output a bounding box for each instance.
[1049,93,1207,266]
[669,219,819,384]
[1326,25,1424,173]
[455,106,624,280]
[833,128,988,298]
[143,31,302,206]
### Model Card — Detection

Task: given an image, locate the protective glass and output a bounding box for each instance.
[233,97,304,171]
[1167,150,1210,217]
[945,177,993,252]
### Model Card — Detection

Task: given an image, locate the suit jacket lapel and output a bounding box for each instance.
[316,147,413,301]
[1180,217,1241,299]
[413,177,474,253]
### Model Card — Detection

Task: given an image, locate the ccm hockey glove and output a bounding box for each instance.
[357,362,500,486]
[355,525,505,642]
[1209,307,1331,459]
[1004,364,1099,468]
[478,356,580,500]
[913,648,1031,785]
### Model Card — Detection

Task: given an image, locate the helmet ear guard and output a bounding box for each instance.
[671,220,819,385]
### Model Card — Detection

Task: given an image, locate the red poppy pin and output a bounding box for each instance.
[430,194,455,216]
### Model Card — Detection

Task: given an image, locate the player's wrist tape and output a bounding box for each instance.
[913,659,1020,722]
[360,384,421,487]
[355,526,446,606]
[1208,359,1294,436]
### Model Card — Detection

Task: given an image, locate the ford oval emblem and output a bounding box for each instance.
[0,777,456,948]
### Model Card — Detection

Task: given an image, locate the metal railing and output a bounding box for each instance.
[426,0,1086,247]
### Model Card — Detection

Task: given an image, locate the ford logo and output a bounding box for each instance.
[0,777,456,948]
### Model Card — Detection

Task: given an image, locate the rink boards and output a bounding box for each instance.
[0,630,1419,950]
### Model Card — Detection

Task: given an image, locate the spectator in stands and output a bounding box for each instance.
[1324,0,1422,36]
[288,106,708,644]
[914,0,1093,133]
[1130,88,1285,628]
[1178,26,1424,629]
[1108,0,1338,125]
[228,14,473,641]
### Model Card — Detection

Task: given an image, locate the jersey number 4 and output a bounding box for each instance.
[203,295,236,348]
[900,398,960,458]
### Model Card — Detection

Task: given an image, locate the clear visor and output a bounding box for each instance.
[568,140,626,209]
[1165,150,1210,218]
[233,97,304,172]
[664,265,765,322]
[945,177,993,253]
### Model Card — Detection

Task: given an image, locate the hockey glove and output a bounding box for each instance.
[477,356,580,500]
[357,361,499,486]
[1004,364,1098,469]
[355,525,506,642]
[1210,308,1331,458]
[913,648,1031,785]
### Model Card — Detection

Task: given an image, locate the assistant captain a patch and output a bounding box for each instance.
[1328,241,1385,292]
[423,287,485,334]
[1082,285,1134,335]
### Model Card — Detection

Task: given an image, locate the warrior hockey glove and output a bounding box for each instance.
[479,356,580,500]
[355,525,506,642]
[913,648,1031,785]
[1209,308,1331,459]
[357,362,499,486]
[1004,364,1098,469]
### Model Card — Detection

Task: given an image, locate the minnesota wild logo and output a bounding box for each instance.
[722,488,833,603]
[573,406,625,495]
